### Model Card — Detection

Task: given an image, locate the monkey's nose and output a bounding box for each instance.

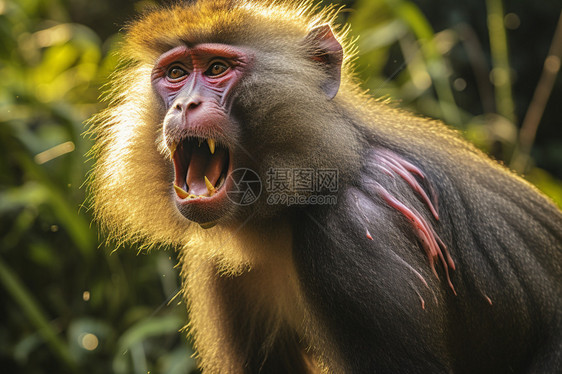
[175,97,202,112]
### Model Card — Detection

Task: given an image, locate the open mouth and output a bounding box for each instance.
[171,137,230,201]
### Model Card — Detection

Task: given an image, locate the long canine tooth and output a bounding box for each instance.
[204,176,216,196]
[169,143,177,159]
[207,138,216,154]
[174,184,189,199]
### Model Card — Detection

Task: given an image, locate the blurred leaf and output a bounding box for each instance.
[113,315,185,374]
[159,346,198,374]
[526,168,562,208]
[116,315,184,353]
[0,255,77,369]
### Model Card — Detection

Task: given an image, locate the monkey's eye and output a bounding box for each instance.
[205,60,229,77]
[166,65,188,81]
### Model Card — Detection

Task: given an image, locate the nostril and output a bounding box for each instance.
[174,103,182,111]
[187,101,201,111]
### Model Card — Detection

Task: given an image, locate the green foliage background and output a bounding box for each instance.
[0,0,560,373]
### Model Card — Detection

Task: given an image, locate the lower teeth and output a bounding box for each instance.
[180,174,225,200]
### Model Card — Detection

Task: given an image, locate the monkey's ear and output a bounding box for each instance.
[305,24,343,99]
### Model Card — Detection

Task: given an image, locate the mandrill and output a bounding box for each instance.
[89,0,562,373]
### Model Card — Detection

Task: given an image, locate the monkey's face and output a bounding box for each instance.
[152,44,253,227]
[146,23,360,228]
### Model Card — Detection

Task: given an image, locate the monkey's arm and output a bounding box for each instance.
[293,141,562,373]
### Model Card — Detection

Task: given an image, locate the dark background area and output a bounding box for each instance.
[1,0,560,373]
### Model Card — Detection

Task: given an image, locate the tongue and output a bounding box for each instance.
[186,145,227,196]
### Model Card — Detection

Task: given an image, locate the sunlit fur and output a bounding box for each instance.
[88,0,561,372]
